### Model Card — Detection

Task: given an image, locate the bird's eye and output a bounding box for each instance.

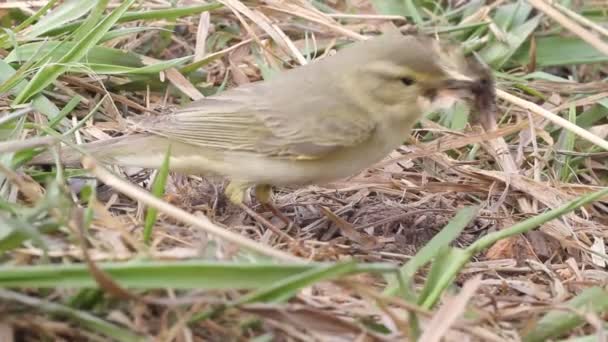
[401,76,415,86]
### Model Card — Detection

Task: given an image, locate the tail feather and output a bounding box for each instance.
[28,134,167,168]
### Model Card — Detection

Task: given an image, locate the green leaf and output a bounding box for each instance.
[493,1,532,30]
[479,15,541,68]
[0,60,60,119]
[577,104,608,128]
[512,36,608,67]
[445,101,470,130]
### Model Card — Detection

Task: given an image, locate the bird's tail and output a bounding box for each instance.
[28,134,170,168]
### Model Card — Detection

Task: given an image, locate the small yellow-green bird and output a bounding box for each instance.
[33,31,495,205]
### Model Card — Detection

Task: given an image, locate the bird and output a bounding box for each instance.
[31,30,495,208]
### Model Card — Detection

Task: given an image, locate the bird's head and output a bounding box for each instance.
[336,31,496,126]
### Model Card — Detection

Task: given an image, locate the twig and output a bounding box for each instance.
[69,208,136,301]
[551,91,608,113]
[326,13,406,21]
[0,106,33,126]
[418,275,482,342]
[0,136,57,154]
[264,5,368,41]
[82,157,304,263]
[527,0,608,56]
[239,204,294,242]
[553,2,608,38]
[61,76,156,114]
[164,67,205,100]
[0,289,144,341]
[496,89,608,151]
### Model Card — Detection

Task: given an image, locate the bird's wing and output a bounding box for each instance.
[135,83,375,159]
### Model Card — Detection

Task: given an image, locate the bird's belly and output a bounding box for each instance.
[159,126,407,187]
[220,137,398,186]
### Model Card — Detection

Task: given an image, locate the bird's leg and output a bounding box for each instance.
[253,184,273,205]
[254,184,295,231]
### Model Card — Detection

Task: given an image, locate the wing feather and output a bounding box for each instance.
[136,74,375,158]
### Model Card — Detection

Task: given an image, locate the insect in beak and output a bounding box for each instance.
[417,79,476,113]
[418,75,496,129]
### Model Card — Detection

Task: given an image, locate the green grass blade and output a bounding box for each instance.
[370,0,407,16]
[557,106,577,182]
[0,60,60,118]
[524,287,608,342]
[467,188,608,255]
[13,0,136,104]
[6,42,144,67]
[512,36,608,67]
[238,262,357,304]
[480,15,541,68]
[384,206,479,297]
[44,3,223,36]
[0,289,145,342]
[143,146,171,244]
[419,188,608,311]
[404,0,424,26]
[418,247,469,308]
[24,0,96,39]
[81,56,191,75]
[0,261,395,289]
[47,95,82,129]
[13,0,60,33]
